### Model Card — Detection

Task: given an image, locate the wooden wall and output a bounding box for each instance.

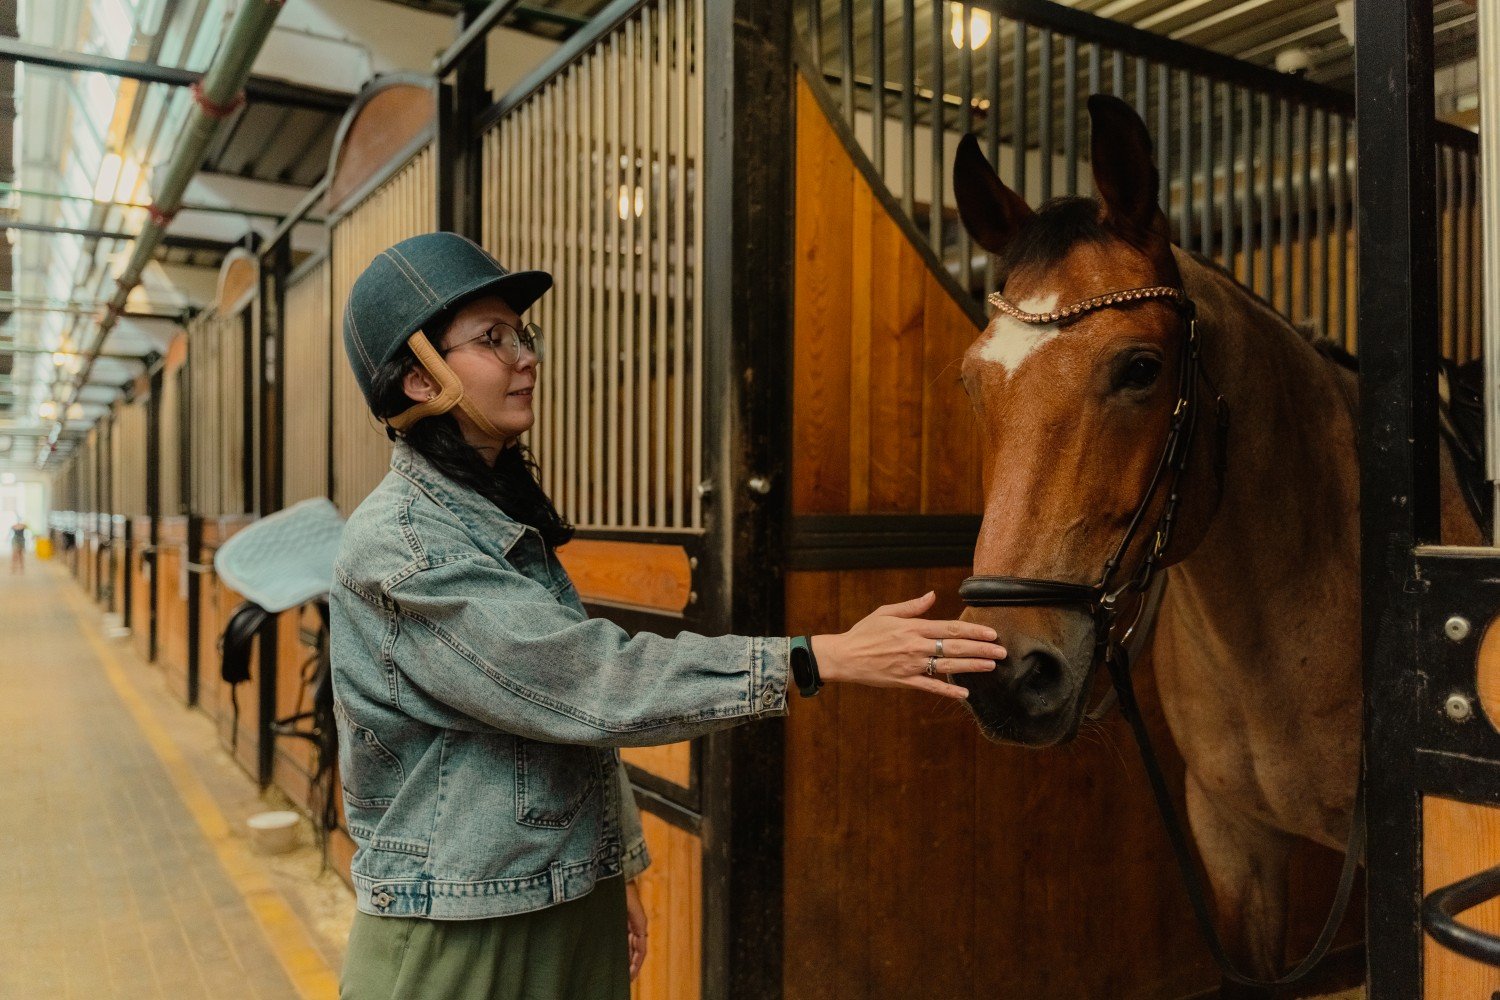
[784,75,1359,998]
[197,516,261,781]
[130,515,152,662]
[631,812,701,1000]
[156,516,192,705]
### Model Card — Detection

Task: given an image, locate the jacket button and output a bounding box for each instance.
[762,688,777,707]
[372,890,393,908]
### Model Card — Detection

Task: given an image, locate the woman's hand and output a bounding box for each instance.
[626,880,648,981]
[811,591,1004,700]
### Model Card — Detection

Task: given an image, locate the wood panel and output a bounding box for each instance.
[198,517,261,781]
[325,83,434,213]
[1423,796,1500,998]
[155,518,192,704]
[556,539,693,614]
[631,811,701,1000]
[791,77,985,518]
[271,604,323,811]
[1476,612,1500,735]
[620,744,692,788]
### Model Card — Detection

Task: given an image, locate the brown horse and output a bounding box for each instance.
[950,95,1482,987]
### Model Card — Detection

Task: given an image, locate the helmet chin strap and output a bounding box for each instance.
[385,331,507,442]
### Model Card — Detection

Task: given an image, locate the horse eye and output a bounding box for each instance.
[1118,354,1162,391]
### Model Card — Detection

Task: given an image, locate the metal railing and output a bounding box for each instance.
[799,0,1482,359]
[479,0,705,533]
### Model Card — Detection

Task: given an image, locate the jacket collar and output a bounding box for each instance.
[390,439,526,555]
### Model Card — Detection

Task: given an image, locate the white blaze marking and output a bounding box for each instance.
[978,292,1061,377]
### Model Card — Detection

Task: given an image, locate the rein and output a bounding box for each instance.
[960,284,1363,990]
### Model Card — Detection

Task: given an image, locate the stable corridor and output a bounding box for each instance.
[0,564,348,999]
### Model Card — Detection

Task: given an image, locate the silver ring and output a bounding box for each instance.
[934,639,945,658]
[925,656,937,677]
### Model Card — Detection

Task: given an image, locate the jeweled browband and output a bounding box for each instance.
[987,285,1189,326]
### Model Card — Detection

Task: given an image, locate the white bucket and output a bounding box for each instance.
[247,810,301,854]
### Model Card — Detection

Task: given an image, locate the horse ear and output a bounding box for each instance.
[1087,94,1163,237]
[954,133,1033,256]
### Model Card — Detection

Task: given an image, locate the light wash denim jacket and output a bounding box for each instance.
[330,441,789,919]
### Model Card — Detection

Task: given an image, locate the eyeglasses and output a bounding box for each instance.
[439,321,545,367]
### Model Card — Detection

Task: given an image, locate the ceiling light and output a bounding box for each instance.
[1,473,14,485]
[37,401,57,420]
[66,404,85,420]
[949,3,991,50]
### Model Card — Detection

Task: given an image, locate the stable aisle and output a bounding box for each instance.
[0,563,342,999]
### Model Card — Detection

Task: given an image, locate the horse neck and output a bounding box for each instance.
[1172,253,1361,605]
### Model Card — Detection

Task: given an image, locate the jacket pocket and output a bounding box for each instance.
[336,706,407,840]
[514,739,600,829]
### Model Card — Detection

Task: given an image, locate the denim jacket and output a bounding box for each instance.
[330,441,789,919]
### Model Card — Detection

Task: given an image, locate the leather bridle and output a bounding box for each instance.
[957,284,1363,990]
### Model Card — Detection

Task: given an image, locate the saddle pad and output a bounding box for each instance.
[213,498,346,613]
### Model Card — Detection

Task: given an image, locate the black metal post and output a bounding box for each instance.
[699,0,792,997]
[1354,1,1439,997]
[436,7,490,240]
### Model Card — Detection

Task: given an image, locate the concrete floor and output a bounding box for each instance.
[0,560,351,999]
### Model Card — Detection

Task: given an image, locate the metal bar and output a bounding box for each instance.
[871,0,885,177]
[1013,20,1028,203]
[690,0,704,529]
[1240,87,1253,285]
[623,19,637,527]
[603,34,618,526]
[1038,28,1052,205]
[1157,62,1170,220]
[1458,148,1473,362]
[1260,92,1273,297]
[655,0,668,528]
[1088,40,1101,96]
[0,219,239,253]
[1280,97,1293,315]
[0,36,349,113]
[930,0,945,252]
[1199,75,1211,260]
[434,0,522,77]
[0,184,313,223]
[809,0,823,74]
[636,14,652,525]
[840,0,854,121]
[1179,69,1192,250]
[1064,37,1077,196]
[674,0,687,527]
[1112,49,1124,97]
[1441,148,1455,359]
[1298,103,1311,326]
[1334,113,1348,349]
[1355,0,1440,995]
[1483,0,1500,529]
[984,11,1000,298]
[1222,82,1234,272]
[592,44,607,526]
[959,4,974,292]
[1315,108,1329,338]
[568,58,583,526]
[901,0,915,220]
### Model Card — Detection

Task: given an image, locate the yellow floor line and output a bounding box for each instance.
[59,578,340,1000]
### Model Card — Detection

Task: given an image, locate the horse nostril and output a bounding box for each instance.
[1015,650,1067,717]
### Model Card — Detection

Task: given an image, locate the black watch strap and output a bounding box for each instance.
[789,635,822,698]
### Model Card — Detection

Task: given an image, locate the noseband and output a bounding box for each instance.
[957,284,1364,991]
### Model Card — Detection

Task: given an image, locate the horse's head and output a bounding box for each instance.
[951,95,1220,747]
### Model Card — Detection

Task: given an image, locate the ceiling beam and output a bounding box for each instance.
[0,37,353,113]
[1,218,243,254]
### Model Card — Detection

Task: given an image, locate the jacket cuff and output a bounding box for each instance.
[751,636,790,716]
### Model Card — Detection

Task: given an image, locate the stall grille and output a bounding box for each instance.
[480,0,705,532]
[329,146,435,515]
[800,0,1482,359]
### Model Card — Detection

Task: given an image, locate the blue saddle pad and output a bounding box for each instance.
[213,498,346,613]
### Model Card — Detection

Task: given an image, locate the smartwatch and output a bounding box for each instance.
[789,635,823,698]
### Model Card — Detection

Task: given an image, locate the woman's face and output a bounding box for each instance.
[409,293,539,451]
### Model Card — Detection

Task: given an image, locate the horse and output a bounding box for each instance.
[949,94,1483,992]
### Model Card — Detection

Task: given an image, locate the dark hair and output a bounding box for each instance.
[996,196,1109,282]
[370,310,574,550]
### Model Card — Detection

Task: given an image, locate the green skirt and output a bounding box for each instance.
[340,877,629,1000]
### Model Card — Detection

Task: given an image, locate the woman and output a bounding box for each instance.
[333,232,1005,999]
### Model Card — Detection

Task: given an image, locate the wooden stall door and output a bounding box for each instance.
[785,76,1359,1000]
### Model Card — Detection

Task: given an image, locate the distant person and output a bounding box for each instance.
[10,521,27,574]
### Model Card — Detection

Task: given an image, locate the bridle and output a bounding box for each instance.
[959,283,1223,645]
[957,283,1363,990]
